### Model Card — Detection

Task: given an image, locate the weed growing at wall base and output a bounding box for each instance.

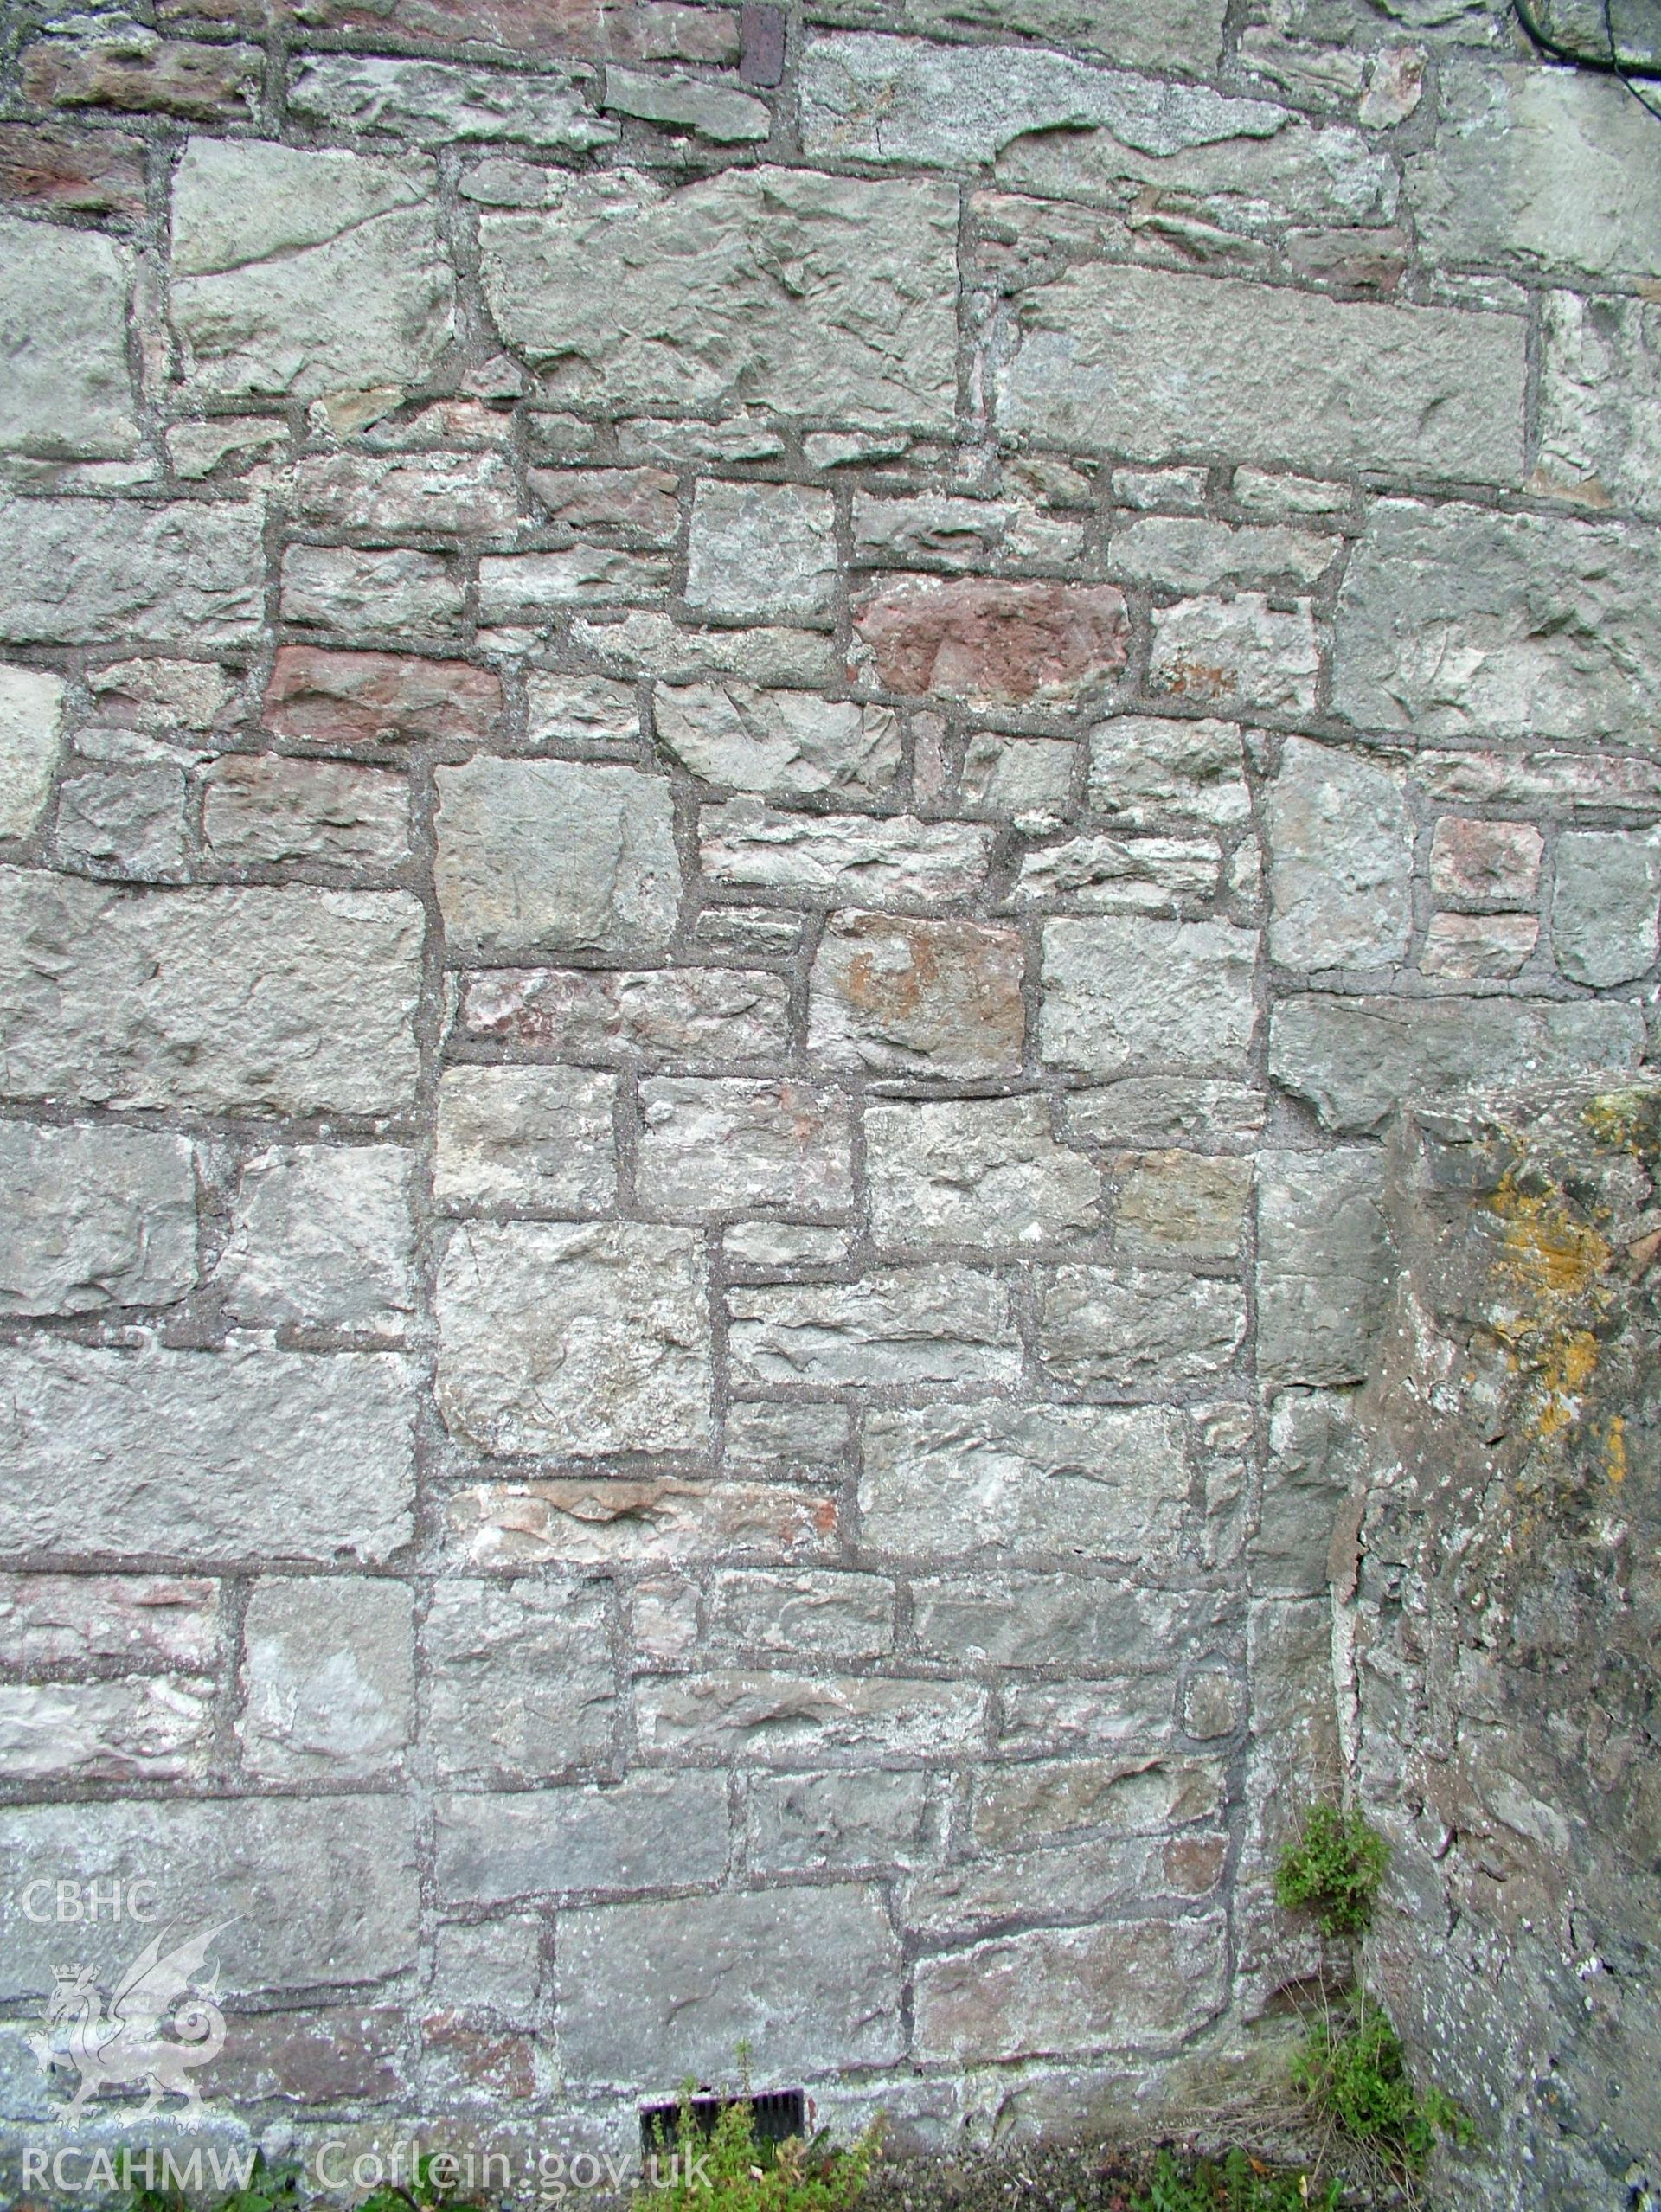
[1292,1997,1473,2177]
[1273,1805,1390,1940]
[1130,2147,1341,2211]
[635,2084,882,2212]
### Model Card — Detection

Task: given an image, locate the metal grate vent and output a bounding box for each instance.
[639,2087,807,2161]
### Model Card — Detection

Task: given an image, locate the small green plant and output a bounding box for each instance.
[1274,1803,1390,1939]
[1131,2145,1341,2211]
[1292,1998,1472,2177]
[635,2080,882,2212]
[127,2152,307,2212]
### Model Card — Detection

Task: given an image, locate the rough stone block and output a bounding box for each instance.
[170,136,454,402]
[1061,1078,1264,1147]
[804,0,1226,72]
[636,1077,854,1217]
[529,671,640,749]
[1551,830,1661,987]
[701,798,991,906]
[909,1574,1222,1670]
[723,1400,851,1480]
[203,756,410,869]
[434,757,679,959]
[998,261,1524,483]
[686,481,837,625]
[1428,817,1542,906]
[959,731,1077,818]
[0,1339,414,1565]
[601,65,770,140]
[0,119,147,219]
[1000,1676,1172,1753]
[436,1221,712,1456]
[457,964,789,1066]
[1109,516,1336,592]
[0,872,422,1116]
[913,1914,1227,2061]
[0,498,264,647]
[215,1144,416,1332]
[748,1768,937,1872]
[1114,1151,1251,1266]
[1012,828,1221,914]
[435,1066,618,1209]
[1087,715,1248,830]
[1266,736,1413,971]
[864,1093,1099,1247]
[1037,1266,1246,1386]
[972,1754,1222,1849]
[1269,994,1645,1135]
[0,1574,219,1670]
[281,545,465,641]
[447,1477,836,1571]
[655,682,900,798]
[1537,289,1661,516]
[55,759,188,881]
[1407,58,1661,285]
[860,1402,1187,1560]
[0,1797,417,1999]
[1257,1388,1362,1597]
[478,546,672,619]
[556,1885,903,2081]
[435,1773,730,1902]
[20,28,258,120]
[1039,916,1257,1077]
[0,665,64,839]
[728,1265,1017,1386]
[295,449,520,536]
[1421,911,1538,982]
[635,1669,986,1760]
[706,1568,895,1657]
[0,1676,212,1782]
[807,909,1026,1074]
[1148,594,1318,716]
[288,53,618,149]
[0,1121,196,1317]
[852,576,1128,703]
[479,167,957,427]
[0,215,135,460]
[263,646,502,750]
[239,1575,414,1780]
[423,1576,614,1781]
[1332,500,1661,744]
[1255,1150,1388,1388]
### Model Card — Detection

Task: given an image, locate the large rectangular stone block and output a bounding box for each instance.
[0,499,265,647]
[0,1797,418,2000]
[635,1669,986,1760]
[913,1914,1228,2061]
[436,1221,713,1457]
[636,1078,854,1218]
[859,1402,1188,1560]
[1255,1151,1389,1387]
[804,0,1227,71]
[0,215,135,460]
[997,262,1525,483]
[0,872,422,1117]
[728,1266,1018,1386]
[1332,500,1661,744]
[556,1885,903,2082]
[447,1478,837,1572]
[435,1773,731,1903]
[423,1577,616,1782]
[0,1122,196,1317]
[1039,916,1257,1078]
[0,1340,415,1565]
[478,167,958,429]
[1269,994,1645,1136]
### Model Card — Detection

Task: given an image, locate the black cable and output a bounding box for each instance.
[1511,0,1661,121]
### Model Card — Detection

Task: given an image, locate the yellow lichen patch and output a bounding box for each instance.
[1584,1088,1661,1162]
[1485,1169,1613,1442]
[1605,1415,1628,1486]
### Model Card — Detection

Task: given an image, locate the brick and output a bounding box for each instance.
[263,646,502,750]
[998,261,1524,483]
[0,872,422,1116]
[853,576,1129,703]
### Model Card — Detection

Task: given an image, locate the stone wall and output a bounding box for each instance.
[1342,1081,1661,2211]
[0,0,1658,2189]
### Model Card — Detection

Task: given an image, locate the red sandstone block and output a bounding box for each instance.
[0,121,147,218]
[853,575,1129,703]
[263,646,502,750]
